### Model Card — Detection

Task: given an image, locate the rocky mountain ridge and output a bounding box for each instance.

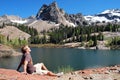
[0,15,27,25]
[0,2,87,28]
[85,9,120,24]
[36,2,76,27]
[36,2,87,26]
[0,2,120,32]
[0,26,31,40]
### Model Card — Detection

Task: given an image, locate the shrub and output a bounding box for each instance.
[56,65,74,73]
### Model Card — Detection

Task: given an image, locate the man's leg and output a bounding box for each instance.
[41,63,48,70]
[47,71,57,76]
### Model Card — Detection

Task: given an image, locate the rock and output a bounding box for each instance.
[36,2,70,25]
[1,65,120,80]
[0,44,21,57]
[90,76,93,79]
[0,26,31,40]
[0,68,55,80]
[104,71,110,74]
[0,15,23,26]
[65,13,88,26]
[0,50,13,57]
[36,2,86,26]
[69,77,73,80]
[64,42,81,48]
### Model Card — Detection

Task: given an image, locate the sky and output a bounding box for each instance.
[0,0,120,18]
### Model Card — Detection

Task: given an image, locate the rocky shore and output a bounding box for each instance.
[56,65,120,80]
[0,65,120,80]
[0,44,21,57]
[0,69,55,80]
[64,41,110,50]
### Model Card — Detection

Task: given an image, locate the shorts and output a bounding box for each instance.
[33,63,49,75]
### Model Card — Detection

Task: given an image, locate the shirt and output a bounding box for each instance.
[22,53,36,74]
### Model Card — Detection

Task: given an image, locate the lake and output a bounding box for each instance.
[0,48,120,72]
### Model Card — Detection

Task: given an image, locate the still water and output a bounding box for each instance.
[0,48,120,71]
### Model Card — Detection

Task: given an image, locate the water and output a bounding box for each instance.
[0,48,120,72]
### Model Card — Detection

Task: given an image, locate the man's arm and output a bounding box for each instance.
[17,60,23,71]
[23,60,28,74]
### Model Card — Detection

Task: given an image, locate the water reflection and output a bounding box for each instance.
[0,56,21,69]
[0,48,120,71]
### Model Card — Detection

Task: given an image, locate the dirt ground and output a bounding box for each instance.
[0,65,120,80]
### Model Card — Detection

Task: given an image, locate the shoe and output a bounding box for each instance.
[56,72,64,77]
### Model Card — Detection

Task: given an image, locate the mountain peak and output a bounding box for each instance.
[101,9,120,14]
[36,1,60,21]
[85,9,120,24]
[36,2,75,26]
[50,1,57,7]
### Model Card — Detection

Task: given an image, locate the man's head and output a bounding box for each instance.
[21,45,31,54]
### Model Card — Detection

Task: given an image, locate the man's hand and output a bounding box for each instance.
[21,72,28,75]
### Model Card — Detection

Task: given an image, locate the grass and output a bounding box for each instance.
[55,65,74,74]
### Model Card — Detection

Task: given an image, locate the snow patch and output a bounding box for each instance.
[101,10,111,14]
[84,16,113,22]
[11,20,27,24]
[85,9,120,23]
[65,21,75,27]
[112,13,120,16]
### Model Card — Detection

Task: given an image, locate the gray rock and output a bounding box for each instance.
[36,1,87,26]
[0,50,13,57]
[36,1,66,24]
[65,13,88,26]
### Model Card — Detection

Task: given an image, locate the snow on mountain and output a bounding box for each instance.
[85,9,120,23]
[0,15,29,24]
[101,9,120,16]
[1,8,120,29]
[101,10,111,14]
[85,15,113,23]
[10,20,28,24]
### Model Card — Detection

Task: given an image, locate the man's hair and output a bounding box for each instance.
[21,45,28,54]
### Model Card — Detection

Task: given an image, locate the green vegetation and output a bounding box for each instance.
[0,34,28,47]
[107,37,120,49]
[56,65,74,73]
[0,34,7,44]
[48,24,120,47]
[0,23,38,47]
[0,23,120,48]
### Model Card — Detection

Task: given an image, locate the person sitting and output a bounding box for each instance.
[17,45,63,76]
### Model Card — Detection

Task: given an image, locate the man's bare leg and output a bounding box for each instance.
[47,71,57,76]
[40,63,58,76]
[41,63,48,70]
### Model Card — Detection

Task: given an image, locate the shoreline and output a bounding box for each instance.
[1,43,120,50]
[0,44,22,58]
[55,65,120,80]
[0,65,120,80]
[29,44,64,48]
[29,43,112,50]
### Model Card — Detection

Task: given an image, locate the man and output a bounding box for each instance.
[17,45,59,76]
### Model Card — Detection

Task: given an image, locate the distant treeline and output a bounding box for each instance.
[0,23,120,47]
[48,24,120,46]
[0,23,38,47]
[0,34,28,47]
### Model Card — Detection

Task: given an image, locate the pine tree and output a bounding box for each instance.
[93,34,97,46]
